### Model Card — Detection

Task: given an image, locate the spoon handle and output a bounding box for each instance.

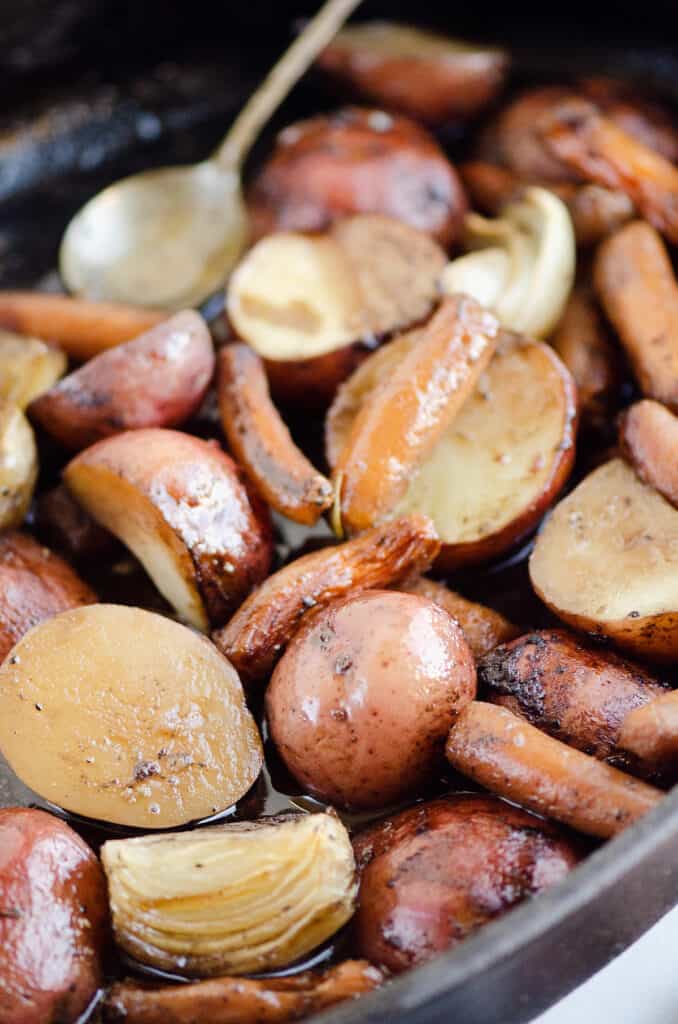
[215,0,362,170]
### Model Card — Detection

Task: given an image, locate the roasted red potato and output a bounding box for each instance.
[29,311,214,450]
[64,429,272,630]
[213,514,440,684]
[0,400,38,530]
[446,702,663,838]
[578,77,678,161]
[460,161,634,247]
[619,400,678,509]
[540,99,678,243]
[227,214,447,406]
[0,807,109,1024]
[550,285,622,430]
[594,221,678,411]
[334,295,500,535]
[318,23,509,124]
[247,107,467,247]
[35,484,118,562]
[266,590,476,810]
[620,691,678,769]
[530,458,678,662]
[0,530,96,662]
[397,575,519,660]
[328,328,577,570]
[480,629,668,776]
[217,344,332,524]
[353,794,581,973]
[104,961,383,1024]
[0,329,67,409]
[0,292,165,361]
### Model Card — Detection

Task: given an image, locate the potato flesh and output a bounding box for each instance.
[530,459,678,640]
[0,329,66,408]
[0,604,263,828]
[102,813,357,976]
[393,339,573,546]
[0,400,38,529]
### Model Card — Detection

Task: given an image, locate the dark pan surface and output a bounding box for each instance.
[1,3,678,1022]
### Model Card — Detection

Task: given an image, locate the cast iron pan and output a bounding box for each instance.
[1,3,678,1022]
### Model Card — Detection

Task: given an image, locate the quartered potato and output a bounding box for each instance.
[64,428,272,631]
[318,23,509,124]
[530,459,678,661]
[102,813,357,976]
[0,329,66,409]
[328,330,577,570]
[0,604,263,828]
[227,214,447,403]
[0,400,38,530]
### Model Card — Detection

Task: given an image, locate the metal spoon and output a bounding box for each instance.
[59,0,362,311]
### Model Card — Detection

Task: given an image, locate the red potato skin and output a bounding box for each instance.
[35,484,118,562]
[29,311,215,451]
[65,430,273,626]
[217,344,332,525]
[0,531,97,662]
[353,794,582,974]
[247,107,468,248]
[104,961,383,1024]
[263,344,368,408]
[318,37,509,124]
[619,400,678,509]
[479,629,668,777]
[0,807,109,1024]
[213,514,440,685]
[266,590,476,810]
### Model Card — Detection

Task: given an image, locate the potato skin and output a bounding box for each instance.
[35,484,117,562]
[266,590,476,810]
[0,807,109,1024]
[480,629,668,776]
[619,400,678,509]
[247,107,467,248]
[0,530,96,662]
[353,793,582,973]
[30,311,214,450]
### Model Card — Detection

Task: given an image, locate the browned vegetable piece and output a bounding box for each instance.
[619,691,678,768]
[550,285,622,429]
[65,429,273,631]
[318,23,509,124]
[247,107,468,248]
[0,807,109,1024]
[266,590,476,809]
[445,702,663,838]
[480,629,668,775]
[619,400,678,508]
[578,77,678,162]
[212,514,440,685]
[29,311,214,450]
[460,162,634,247]
[594,221,678,411]
[0,292,165,361]
[352,794,582,973]
[35,484,118,562]
[0,530,96,662]
[398,575,519,660]
[217,344,332,524]
[335,295,500,535]
[541,99,678,243]
[103,961,383,1024]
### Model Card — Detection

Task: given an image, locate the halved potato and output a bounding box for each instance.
[0,400,38,530]
[318,23,509,124]
[0,604,263,829]
[102,813,356,976]
[29,311,214,450]
[529,458,678,661]
[0,531,96,661]
[327,331,577,569]
[619,400,678,509]
[64,429,272,631]
[0,329,66,408]
[227,215,447,403]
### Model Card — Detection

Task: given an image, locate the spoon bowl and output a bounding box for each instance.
[59,0,362,310]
